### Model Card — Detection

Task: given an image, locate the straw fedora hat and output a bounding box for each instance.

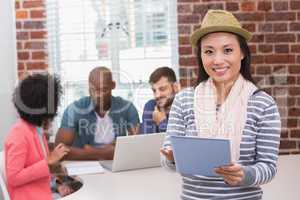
[190,10,252,47]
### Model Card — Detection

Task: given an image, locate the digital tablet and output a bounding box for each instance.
[170,135,231,177]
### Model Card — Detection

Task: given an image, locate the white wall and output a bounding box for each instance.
[262,155,300,199]
[0,1,17,150]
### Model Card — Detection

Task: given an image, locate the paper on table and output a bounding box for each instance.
[64,161,105,176]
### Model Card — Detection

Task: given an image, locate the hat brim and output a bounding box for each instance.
[190,26,252,47]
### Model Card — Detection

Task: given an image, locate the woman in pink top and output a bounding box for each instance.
[4,74,70,200]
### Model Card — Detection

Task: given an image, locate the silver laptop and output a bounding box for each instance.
[100,132,165,172]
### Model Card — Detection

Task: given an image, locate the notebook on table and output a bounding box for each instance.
[62,161,104,176]
[170,135,231,177]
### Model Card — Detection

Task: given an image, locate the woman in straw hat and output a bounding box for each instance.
[161,10,281,199]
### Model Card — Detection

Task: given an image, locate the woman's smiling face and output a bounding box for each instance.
[200,32,244,86]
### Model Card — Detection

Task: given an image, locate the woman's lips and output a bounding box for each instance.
[213,67,229,76]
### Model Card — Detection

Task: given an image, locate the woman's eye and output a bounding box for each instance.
[224,48,233,54]
[204,49,213,54]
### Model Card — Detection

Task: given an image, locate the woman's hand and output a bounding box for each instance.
[214,163,245,186]
[48,143,70,166]
[160,147,174,162]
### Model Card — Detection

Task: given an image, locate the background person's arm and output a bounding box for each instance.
[55,128,114,160]
[126,102,140,135]
[55,103,114,160]
[128,124,140,135]
[157,117,168,132]
[140,102,155,134]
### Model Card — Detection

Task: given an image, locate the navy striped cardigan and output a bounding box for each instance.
[161,87,281,200]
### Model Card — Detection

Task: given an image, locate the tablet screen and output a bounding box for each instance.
[170,135,231,177]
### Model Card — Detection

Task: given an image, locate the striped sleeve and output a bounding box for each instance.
[241,93,281,186]
[161,90,187,171]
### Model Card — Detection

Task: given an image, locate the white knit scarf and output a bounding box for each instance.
[194,75,257,162]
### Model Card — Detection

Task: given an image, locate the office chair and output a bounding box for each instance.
[0,151,10,200]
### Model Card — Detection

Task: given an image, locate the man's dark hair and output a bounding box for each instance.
[195,34,255,85]
[149,67,177,84]
[13,73,62,126]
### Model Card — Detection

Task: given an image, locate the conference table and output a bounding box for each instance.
[61,155,300,200]
[61,167,181,200]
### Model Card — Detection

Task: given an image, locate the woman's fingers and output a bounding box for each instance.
[56,143,69,151]
[221,173,243,181]
[50,143,70,164]
[219,163,242,172]
[55,143,70,155]
[214,163,245,186]
[215,168,243,177]
[224,176,243,186]
[160,148,174,162]
[216,171,243,186]
[224,179,240,186]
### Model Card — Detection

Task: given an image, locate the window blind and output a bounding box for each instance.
[46,0,179,121]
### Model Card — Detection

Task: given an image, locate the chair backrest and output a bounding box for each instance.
[0,151,10,200]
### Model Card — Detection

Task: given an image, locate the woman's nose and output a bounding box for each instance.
[213,53,225,65]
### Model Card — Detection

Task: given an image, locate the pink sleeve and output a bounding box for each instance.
[5,137,50,187]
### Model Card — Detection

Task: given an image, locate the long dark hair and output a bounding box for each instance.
[195,33,255,85]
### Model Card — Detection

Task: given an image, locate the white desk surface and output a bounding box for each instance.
[62,155,300,200]
[62,167,181,200]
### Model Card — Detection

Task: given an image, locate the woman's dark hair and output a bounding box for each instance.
[195,33,255,85]
[13,73,62,126]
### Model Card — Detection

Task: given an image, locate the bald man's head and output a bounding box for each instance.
[89,66,113,84]
[88,67,115,112]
